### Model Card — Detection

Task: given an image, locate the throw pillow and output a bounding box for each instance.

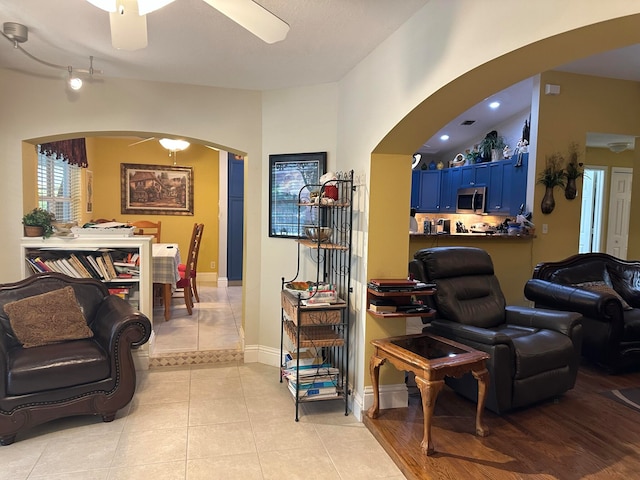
[4,286,93,348]
[574,281,633,311]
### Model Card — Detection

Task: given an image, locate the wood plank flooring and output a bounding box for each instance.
[364,362,640,479]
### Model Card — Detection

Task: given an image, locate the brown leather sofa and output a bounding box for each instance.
[525,252,640,372]
[0,272,151,445]
[409,247,583,414]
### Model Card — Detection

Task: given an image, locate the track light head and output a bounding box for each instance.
[68,67,83,90]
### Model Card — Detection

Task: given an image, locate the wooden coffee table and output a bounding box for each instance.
[367,332,490,455]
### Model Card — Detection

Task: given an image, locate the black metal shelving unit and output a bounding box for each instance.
[279,170,354,421]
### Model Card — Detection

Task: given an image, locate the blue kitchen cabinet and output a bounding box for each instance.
[485,160,512,213]
[410,170,421,209]
[510,152,528,215]
[417,170,441,212]
[439,167,462,212]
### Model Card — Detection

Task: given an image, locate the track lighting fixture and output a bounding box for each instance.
[1,22,102,91]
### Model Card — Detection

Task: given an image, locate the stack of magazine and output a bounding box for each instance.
[282,349,339,400]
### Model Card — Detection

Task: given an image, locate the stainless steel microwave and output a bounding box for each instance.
[456,186,486,214]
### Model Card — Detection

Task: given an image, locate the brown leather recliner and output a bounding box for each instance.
[0,272,151,445]
[409,247,583,414]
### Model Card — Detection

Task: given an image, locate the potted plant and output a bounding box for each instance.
[22,207,56,238]
[564,142,583,200]
[537,153,566,214]
[478,130,506,162]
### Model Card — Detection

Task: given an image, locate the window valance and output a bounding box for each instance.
[38,139,88,168]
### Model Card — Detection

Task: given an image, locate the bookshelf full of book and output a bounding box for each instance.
[279,171,354,422]
[20,236,153,322]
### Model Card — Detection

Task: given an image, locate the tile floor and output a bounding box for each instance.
[1,284,405,479]
[152,284,244,355]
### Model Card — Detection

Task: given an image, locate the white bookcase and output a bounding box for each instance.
[20,235,153,369]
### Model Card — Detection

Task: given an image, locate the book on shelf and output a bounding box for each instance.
[284,349,323,368]
[288,379,337,390]
[102,252,118,279]
[287,382,338,399]
[369,304,397,313]
[282,364,337,376]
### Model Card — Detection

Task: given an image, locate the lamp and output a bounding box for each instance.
[2,23,101,91]
[159,138,190,151]
[607,142,630,153]
[68,67,83,91]
[159,138,190,165]
[85,0,176,15]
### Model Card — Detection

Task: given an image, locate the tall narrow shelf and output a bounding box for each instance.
[280,171,354,421]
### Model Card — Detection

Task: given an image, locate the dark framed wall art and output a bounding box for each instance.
[120,163,194,215]
[269,152,327,238]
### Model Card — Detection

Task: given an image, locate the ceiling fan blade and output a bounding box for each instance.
[203,0,289,44]
[109,0,148,50]
[128,137,155,147]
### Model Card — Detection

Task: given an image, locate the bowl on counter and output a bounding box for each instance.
[304,226,332,242]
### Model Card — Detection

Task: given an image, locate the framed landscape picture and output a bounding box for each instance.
[268,152,326,238]
[120,163,194,215]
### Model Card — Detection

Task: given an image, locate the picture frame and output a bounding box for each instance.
[120,163,194,215]
[269,152,327,238]
[85,170,93,214]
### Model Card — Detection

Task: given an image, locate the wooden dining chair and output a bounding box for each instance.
[131,220,162,242]
[176,223,204,314]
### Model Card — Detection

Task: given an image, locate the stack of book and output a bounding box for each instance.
[283,350,339,400]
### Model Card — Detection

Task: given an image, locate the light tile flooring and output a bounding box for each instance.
[1,284,405,479]
[152,284,244,355]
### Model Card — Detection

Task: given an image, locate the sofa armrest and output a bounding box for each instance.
[524,279,623,322]
[429,319,513,346]
[505,306,582,336]
[91,295,151,354]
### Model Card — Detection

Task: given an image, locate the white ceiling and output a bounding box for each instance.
[0,0,429,90]
[1,1,639,151]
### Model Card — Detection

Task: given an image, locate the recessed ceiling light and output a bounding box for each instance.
[489,101,500,109]
[440,134,449,141]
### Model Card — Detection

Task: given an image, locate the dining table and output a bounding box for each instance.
[152,243,181,321]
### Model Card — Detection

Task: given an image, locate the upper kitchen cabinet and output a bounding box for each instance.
[414,170,441,212]
[439,167,462,213]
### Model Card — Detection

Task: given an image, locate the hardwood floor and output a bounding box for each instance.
[364,362,640,479]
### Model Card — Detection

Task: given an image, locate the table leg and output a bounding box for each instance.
[471,367,490,437]
[415,376,444,455]
[163,283,172,321]
[367,355,385,419]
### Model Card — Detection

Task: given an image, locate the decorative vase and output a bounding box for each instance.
[24,225,44,237]
[541,186,556,214]
[565,178,577,200]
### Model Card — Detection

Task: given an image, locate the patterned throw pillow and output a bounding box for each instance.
[3,286,93,348]
[574,281,633,311]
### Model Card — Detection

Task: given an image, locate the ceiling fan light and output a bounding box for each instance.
[137,0,177,15]
[607,142,630,153]
[86,0,117,12]
[159,138,190,151]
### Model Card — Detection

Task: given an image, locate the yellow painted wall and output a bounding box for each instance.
[86,137,219,276]
[533,71,640,265]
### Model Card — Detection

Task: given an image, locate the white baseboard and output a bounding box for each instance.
[352,383,408,422]
[244,344,281,366]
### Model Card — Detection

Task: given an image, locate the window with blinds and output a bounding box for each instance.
[37,151,82,223]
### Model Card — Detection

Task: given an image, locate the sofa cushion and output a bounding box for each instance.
[607,265,640,308]
[511,330,574,379]
[6,339,110,395]
[574,281,632,311]
[3,286,94,348]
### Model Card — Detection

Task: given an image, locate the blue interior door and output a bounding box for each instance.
[227,153,244,282]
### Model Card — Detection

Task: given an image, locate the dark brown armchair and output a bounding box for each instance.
[0,272,151,445]
[409,247,583,414]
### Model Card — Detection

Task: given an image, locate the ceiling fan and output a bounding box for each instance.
[86,0,290,50]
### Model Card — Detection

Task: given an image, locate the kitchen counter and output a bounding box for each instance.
[410,232,534,239]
